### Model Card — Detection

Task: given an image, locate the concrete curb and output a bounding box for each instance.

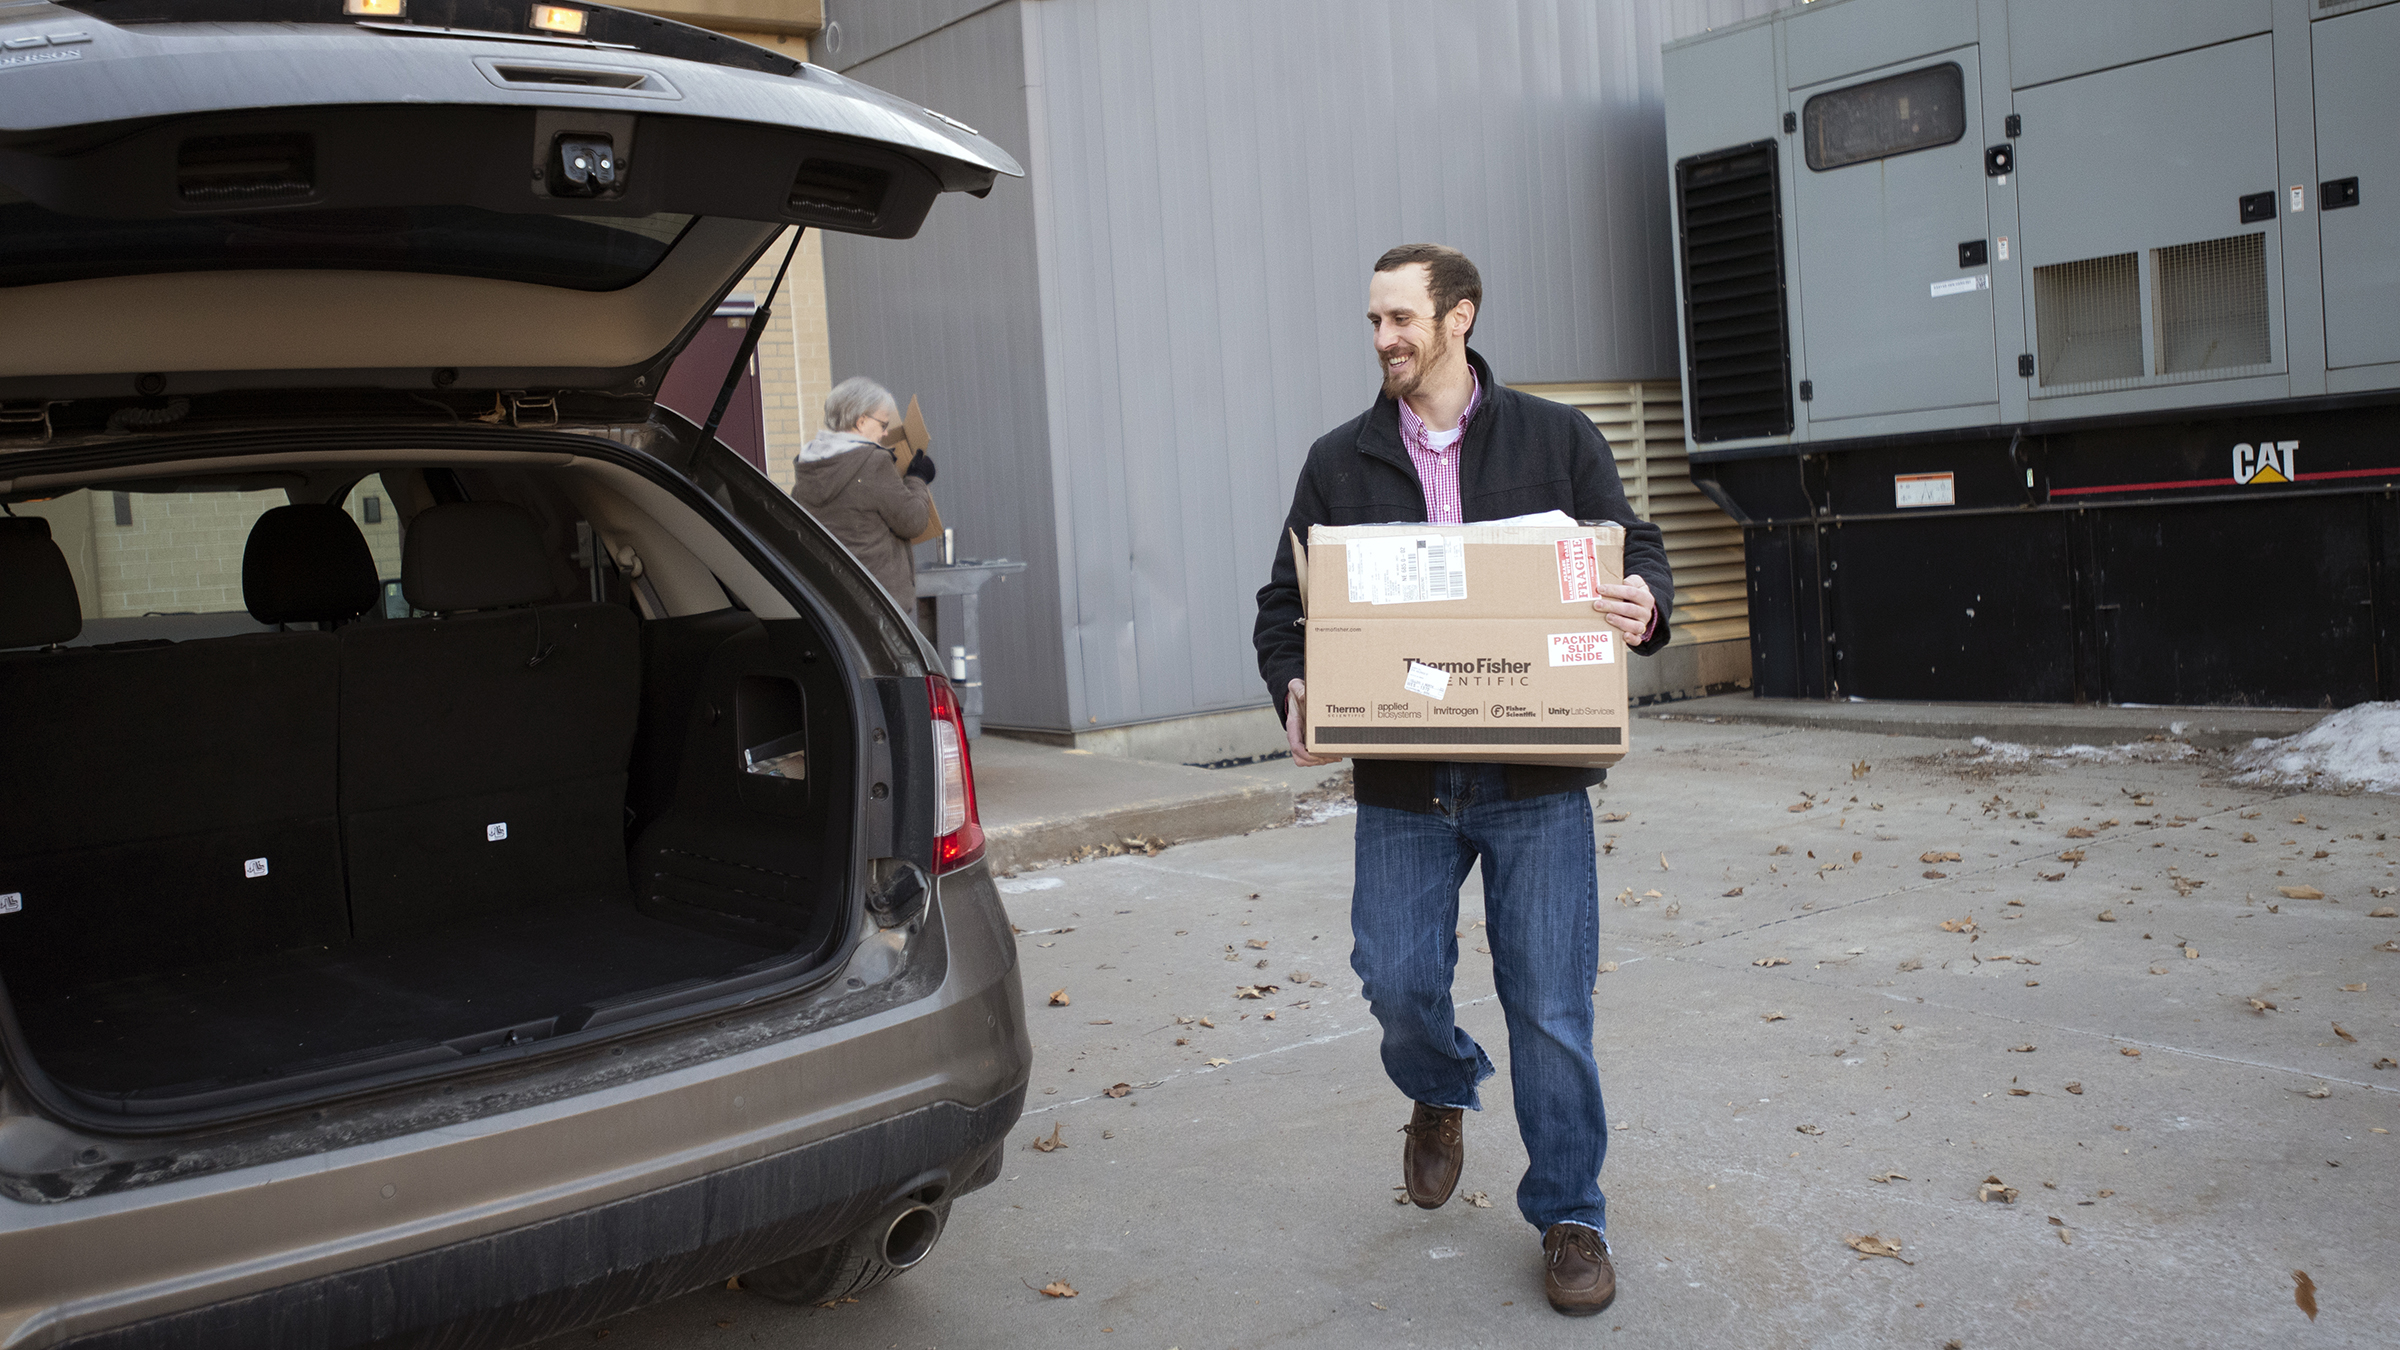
[1640,692,2325,749]
[983,778,1293,874]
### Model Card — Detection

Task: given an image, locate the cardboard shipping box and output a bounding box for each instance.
[1300,520,1629,767]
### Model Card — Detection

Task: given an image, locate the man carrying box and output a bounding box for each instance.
[1251,244,1672,1316]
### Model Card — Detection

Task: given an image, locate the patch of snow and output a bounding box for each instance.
[997,876,1066,894]
[1295,799,1359,827]
[2228,701,2400,794]
[1958,735,2195,765]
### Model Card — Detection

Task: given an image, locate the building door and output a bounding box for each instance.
[658,303,768,472]
[2314,2,2400,371]
[1790,48,1998,424]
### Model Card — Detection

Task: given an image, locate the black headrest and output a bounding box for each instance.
[244,504,380,625]
[0,515,83,648]
[402,502,555,612]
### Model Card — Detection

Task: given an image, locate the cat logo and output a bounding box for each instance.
[2232,440,2297,485]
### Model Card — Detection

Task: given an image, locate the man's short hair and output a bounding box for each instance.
[1373,244,1482,337]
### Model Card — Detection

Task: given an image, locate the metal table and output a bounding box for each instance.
[913,559,1026,737]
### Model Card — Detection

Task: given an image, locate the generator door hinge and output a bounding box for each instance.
[1782,110,1796,134]
[2017,354,2035,379]
[1797,379,1813,402]
[2004,113,2021,138]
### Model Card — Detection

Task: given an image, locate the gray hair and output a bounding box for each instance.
[823,375,898,433]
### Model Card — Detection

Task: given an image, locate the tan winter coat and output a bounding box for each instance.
[789,441,931,607]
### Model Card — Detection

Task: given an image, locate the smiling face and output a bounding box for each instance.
[1368,263,1473,401]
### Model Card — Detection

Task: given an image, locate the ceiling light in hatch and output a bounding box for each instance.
[528,4,589,35]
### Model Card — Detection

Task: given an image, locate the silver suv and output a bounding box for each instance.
[0,4,1030,1345]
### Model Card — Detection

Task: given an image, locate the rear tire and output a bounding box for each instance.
[742,1201,951,1305]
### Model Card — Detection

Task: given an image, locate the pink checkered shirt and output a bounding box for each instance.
[1396,364,1481,525]
[1398,366,1659,642]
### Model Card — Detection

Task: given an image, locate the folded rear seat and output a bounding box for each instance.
[0,509,371,994]
[338,502,641,939]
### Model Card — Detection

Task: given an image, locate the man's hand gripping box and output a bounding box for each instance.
[1297,521,1629,766]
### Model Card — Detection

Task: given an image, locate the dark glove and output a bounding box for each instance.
[904,451,937,485]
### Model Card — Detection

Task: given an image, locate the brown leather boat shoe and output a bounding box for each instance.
[1399,1102,1464,1208]
[1542,1223,1616,1315]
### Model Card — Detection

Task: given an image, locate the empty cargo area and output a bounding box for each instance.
[0,458,860,1112]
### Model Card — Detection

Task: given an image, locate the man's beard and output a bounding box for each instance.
[1379,322,1451,400]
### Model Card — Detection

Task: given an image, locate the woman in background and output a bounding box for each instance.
[789,376,936,609]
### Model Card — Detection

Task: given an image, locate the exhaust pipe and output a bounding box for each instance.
[862,1199,944,1271]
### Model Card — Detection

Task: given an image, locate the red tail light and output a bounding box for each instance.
[928,674,985,873]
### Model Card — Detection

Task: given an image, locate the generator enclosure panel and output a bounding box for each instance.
[1664,0,2400,708]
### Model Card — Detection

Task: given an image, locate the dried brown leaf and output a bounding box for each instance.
[1923,869,1949,879]
[2065,826,2096,839]
[1460,1190,1494,1208]
[1868,1171,1908,1183]
[1979,1177,2019,1203]
[1232,984,1279,999]
[1921,851,1963,864]
[1204,1057,1229,1067]
[1842,1233,1912,1264]
[2058,849,2086,863]
[2294,1270,2317,1321]
[1245,938,1269,949]
[1723,886,1745,897]
[1796,1123,1824,1135]
[2306,1083,2332,1099]
[2008,1044,2036,1052]
[2332,1022,2357,1043]
[2120,1047,2142,1057]
[2340,982,2367,992]
[2097,909,2117,922]
[1600,811,1629,823]
[1788,802,1814,813]
[1761,1010,1788,1022]
[1031,1123,1066,1152]
[1939,915,1977,933]
[1048,988,1070,1007]
[2279,885,2325,901]
[1037,1280,1077,1299]
[1753,956,1790,967]
[1103,1082,1133,1098]
[1287,970,1313,984]
[2250,998,2278,1013]
[2372,907,2399,919]
[2064,1082,2083,1094]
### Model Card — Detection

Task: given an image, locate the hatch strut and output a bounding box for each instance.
[700,228,805,448]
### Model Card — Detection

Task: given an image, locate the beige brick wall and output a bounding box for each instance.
[88,489,285,617]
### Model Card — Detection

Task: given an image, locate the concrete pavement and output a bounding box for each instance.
[544,718,2397,1349]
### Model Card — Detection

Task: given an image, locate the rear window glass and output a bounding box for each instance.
[1801,63,1968,172]
[0,187,692,291]
[10,485,293,645]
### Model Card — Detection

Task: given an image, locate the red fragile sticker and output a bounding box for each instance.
[1556,537,1601,603]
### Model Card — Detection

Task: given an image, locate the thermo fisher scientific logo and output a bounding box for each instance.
[1398,656,1532,687]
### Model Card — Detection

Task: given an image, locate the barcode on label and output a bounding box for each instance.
[1346,534,1468,604]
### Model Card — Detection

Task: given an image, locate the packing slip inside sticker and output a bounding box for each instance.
[1893,471,1956,508]
[1346,534,1467,605]
[1403,661,1452,699]
[1548,631,1615,666]
[1930,275,1990,298]
[1555,537,1602,603]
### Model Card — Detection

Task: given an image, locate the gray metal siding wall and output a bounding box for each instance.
[827,0,1786,734]
[819,2,1073,731]
[1023,0,1699,730]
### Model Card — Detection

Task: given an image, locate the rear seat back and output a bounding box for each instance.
[338,502,640,938]
[0,512,357,993]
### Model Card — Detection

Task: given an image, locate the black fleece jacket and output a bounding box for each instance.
[1252,349,1674,813]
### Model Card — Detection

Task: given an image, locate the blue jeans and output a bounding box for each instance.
[1349,762,1606,1234]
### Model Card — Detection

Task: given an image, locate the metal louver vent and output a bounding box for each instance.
[1675,141,1792,443]
[2033,252,2141,388]
[2153,232,2271,374]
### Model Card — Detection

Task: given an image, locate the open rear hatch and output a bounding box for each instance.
[0,2,1010,1127]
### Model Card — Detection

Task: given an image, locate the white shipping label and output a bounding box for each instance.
[1403,661,1452,699]
[1548,631,1616,666]
[1930,275,1990,298]
[243,857,268,878]
[1894,471,1956,508]
[1555,537,1602,603]
[1345,534,1467,604]
[0,892,18,914]
[487,822,509,841]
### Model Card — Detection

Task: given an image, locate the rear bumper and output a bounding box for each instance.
[0,871,1029,1350]
[53,1087,1023,1350]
